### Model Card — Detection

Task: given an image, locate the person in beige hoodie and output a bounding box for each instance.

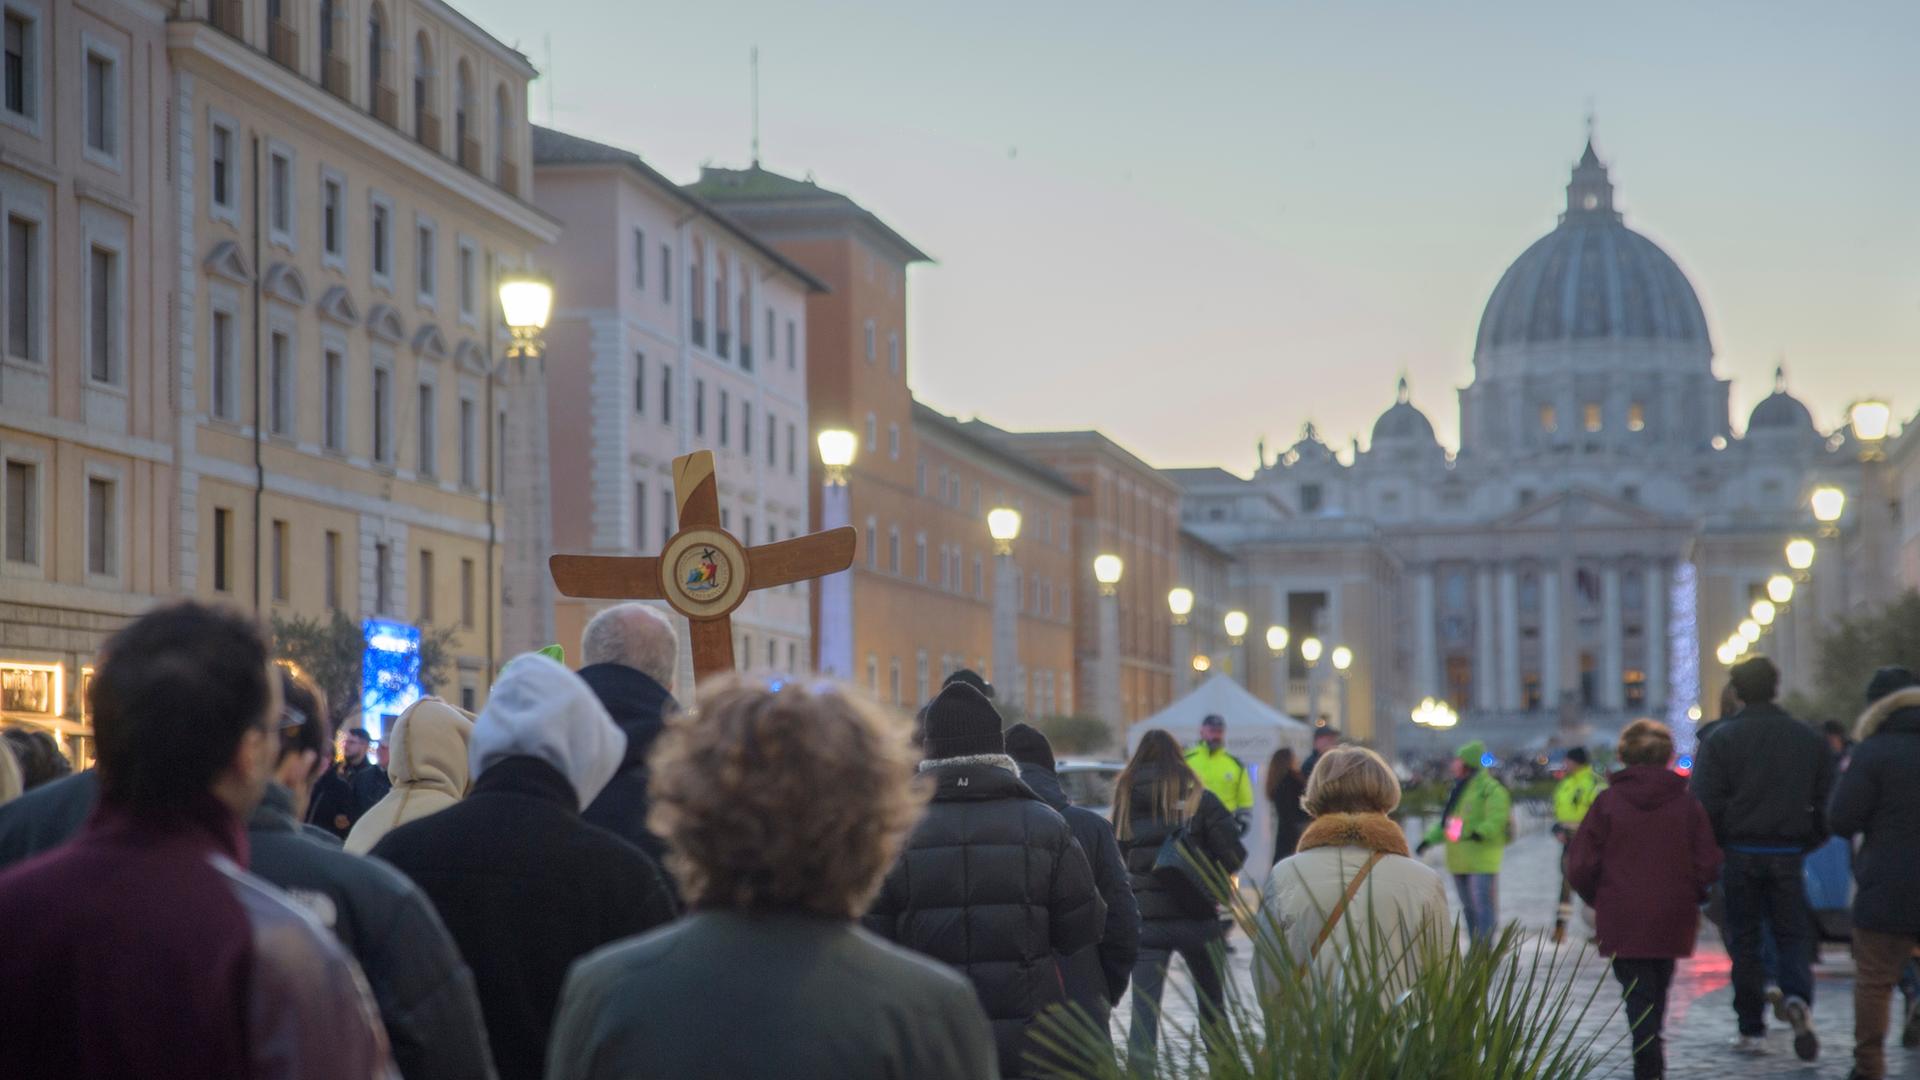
[346,698,474,854]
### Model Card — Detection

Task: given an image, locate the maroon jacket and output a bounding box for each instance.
[1566,764,1722,959]
[0,797,393,1080]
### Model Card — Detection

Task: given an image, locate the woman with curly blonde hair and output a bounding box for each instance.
[545,676,998,1080]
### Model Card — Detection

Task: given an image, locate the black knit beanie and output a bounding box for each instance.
[1004,722,1055,772]
[942,668,995,701]
[923,683,1004,760]
[1866,666,1918,704]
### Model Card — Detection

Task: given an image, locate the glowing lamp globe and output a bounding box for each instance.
[1850,400,1893,443]
[1093,554,1124,586]
[1738,619,1761,644]
[986,508,1022,543]
[1265,625,1288,653]
[497,271,554,334]
[816,429,857,469]
[1811,486,1846,524]
[1766,575,1794,605]
[1300,637,1323,664]
[1191,654,1211,673]
[1331,645,1353,672]
[1223,610,1249,641]
[1785,539,1816,572]
[1167,587,1194,619]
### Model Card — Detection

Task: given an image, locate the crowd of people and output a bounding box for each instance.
[0,598,1915,1080]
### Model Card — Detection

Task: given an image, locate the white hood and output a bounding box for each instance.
[469,653,627,810]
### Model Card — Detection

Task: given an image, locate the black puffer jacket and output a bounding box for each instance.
[1115,765,1247,924]
[1019,761,1141,1021]
[1830,687,1920,934]
[248,784,497,1080]
[1691,701,1834,851]
[864,757,1105,1078]
[578,662,676,874]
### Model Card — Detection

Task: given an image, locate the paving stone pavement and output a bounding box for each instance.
[1118,826,1920,1078]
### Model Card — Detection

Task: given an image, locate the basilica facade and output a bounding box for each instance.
[1176,142,1855,758]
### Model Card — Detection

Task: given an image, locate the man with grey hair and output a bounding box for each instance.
[579,604,682,895]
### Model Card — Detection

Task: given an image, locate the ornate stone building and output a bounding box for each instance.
[1177,142,1853,757]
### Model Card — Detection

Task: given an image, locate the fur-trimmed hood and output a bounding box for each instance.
[1297,812,1411,858]
[1856,686,1920,742]
[918,753,1021,778]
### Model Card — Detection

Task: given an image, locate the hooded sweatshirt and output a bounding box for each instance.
[1566,764,1721,958]
[369,653,673,1080]
[346,699,476,855]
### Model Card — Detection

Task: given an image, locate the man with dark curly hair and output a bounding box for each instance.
[545,677,998,1080]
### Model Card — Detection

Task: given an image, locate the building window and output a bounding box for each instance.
[372,367,392,463]
[718,388,729,447]
[322,175,343,257]
[1583,402,1602,433]
[416,220,435,301]
[460,557,475,628]
[84,47,114,158]
[765,308,774,363]
[786,422,795,476]
[660,364,673,425]
[888,331,900,374]
[742,402,752,457]
[459,396,476,487]
[4,11,36,120]
[1539,404,1557,433]
[889,659,901,706]
[660,488,674,546]
[212,506,231,591]
[865,412,877,451]
[1628,401,1646,432]
[210,123,234,211]
[632,227,645,289]
[268,330,293,436]
[863,319,875,363]
[210,311,234,420]
[631,352,645,414]
[417,382,436,476]
[864,522,876,569]
[766,412,777,467]
[1299,483,1323,514]
[367,3,387,105]
[411,33,433,145]
[374,542,391,613]
[633,481,647,551]
[916,650,929,705]
[418,548,434,622]
[866,654,877,694]
[268,149,292,241]
[87,244,117,384]
[786,319,796,370]
[84,476,113,576]
[1621,485,1639,504]
[457,242,474,317]
[3,458,35,564]
[371,199,392,280]
[887,528,900,574]
[887,423,900,460]
[271,519,289,602]
[694,378,705,436]
[660,243,671,302]
[323,530,341,609]
[460,685,475,711]
[323,349,345,451]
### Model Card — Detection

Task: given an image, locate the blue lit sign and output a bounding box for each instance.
[361,619,422,742]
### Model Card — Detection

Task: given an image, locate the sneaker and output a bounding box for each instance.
[1765,986,1785,1018]
[1781,996,1818,1061]
[1903,996,1920,1049]
[1729,1035,1769,1056]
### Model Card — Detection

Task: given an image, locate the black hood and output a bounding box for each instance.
[1016,762,1071,812]
[576,663,678,771]
[1605,763,1688,812]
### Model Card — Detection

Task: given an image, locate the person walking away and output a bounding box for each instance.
[0,601,390,1079]
[1691,656,1834,1061]
[1301,726,1341,779]
[864,683,1103,1079]
[1256,746,1450,1000]
[1112,728,1248,1070]
[372,653,677,1080]
[1005,722,1141,1039]
[1266,747,1310,863]
[1829,667,1920,1080]
[576,604,681,883]
[1567,720,1722,1080]
[254,670,496,1080]
[1417,739,1511,946]
[547,677,999,1080]
[345,699,475,854]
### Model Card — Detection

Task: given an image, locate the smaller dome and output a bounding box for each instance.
[1747,366,1815,435]
[1371,377,1438,446]
[1281,421,1337,467]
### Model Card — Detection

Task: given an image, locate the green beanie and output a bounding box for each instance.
[1456,740,1486,766]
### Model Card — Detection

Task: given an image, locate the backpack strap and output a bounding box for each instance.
[1297,851,1387,979]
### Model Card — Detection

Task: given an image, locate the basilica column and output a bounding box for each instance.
[1474,565,1497,711]
[1498,565,1521,711]
[1541,567,1561,705]
[1414,566,1438,699]
[1601,563,1624,711]
[1645,560,1667,714]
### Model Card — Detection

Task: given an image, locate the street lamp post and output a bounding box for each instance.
[1168,588,1195,697]
[1223,610,1248,687]
[1331,645,1353,733]
[1300,636,1324,727]
[498,270,555,657]
[816,430,857,680]
[1265,625,1289,713]
[989,508,1023,710]
[1811,486,1846,632]
[1850,399,1893,617]
[1094,554,1124,733]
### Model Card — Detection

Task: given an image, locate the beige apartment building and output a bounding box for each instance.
[0,0,176,758]
[168,0,554,720]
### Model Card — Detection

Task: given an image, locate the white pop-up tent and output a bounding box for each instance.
[1126,673,1315,880]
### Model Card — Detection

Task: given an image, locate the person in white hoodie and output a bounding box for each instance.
[370,653,678,1080]
[1256,746,1451,1000]
[345,698,475,854]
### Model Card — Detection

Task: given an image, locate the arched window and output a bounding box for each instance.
[454,60,474,166]
[367,4,388,105]
[412,32,434,145]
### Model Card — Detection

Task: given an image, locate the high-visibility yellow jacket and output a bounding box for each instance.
[1185,744,1254,814]
[1553,765,1605,827]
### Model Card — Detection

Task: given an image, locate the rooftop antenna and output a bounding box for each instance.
[750,46,760,168]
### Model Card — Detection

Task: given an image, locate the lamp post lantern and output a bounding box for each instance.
[1300,635,1324,727]
[1168,587,1195,696]
[988,508,1023,708]
[1265,624,1288,711]
[1094,554,1124,733]
[1331,645,1353,732]
[497,270,556,657]
[814,430,858,680]
[1222,609,1248,686]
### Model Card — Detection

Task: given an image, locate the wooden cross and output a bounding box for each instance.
[549,450,855,684]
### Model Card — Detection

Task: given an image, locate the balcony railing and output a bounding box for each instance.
[459,134,482,174]
[416,110,441,152]
[373,83,399,128]
[496,158,519,197]
[323,54,350,101]
[268,19,297,68]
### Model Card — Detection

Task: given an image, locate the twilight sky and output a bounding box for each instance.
[462,0,1919,475]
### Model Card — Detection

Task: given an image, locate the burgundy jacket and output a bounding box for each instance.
[0,796,393,1080]
[1566,765,1722,959]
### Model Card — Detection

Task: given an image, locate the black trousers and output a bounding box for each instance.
[1722,850,1816,1035]
[1612,957,1677,1080]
